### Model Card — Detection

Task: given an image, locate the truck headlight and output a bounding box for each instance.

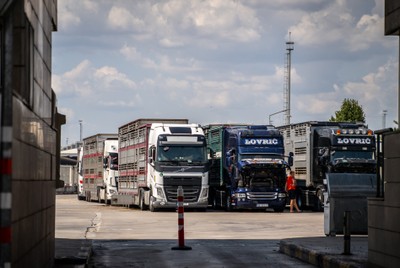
[200,188,208,199]
[278,192,287,198]
[156,187,165,199]
[109,189,116,195]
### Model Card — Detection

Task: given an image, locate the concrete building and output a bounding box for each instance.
[367,1,400,267]
[58,146,79,194]
[0,0,64,267]
[57,156,78,194]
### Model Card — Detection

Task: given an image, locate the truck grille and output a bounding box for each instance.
[247,192,277,200]
[163,176,202,202]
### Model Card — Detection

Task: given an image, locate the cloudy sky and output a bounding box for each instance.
[53,0,399,147]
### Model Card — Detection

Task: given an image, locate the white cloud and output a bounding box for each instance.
[53,0,399,145]
[107,6,145,31]
[159,38,184,48]
[288,0,385,52]
[53,60,136,100]
[119,44,142,61]
[293,58,398,129]
[106,0,262,44]
[58,0,99,31]
[94,66,136,88]
[64,60,91,80]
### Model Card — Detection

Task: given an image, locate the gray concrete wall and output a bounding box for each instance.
[0,0,59,267]
[368,131,400,268]
[385,0,400,35]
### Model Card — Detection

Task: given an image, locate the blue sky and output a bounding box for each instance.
[52,0,398,147]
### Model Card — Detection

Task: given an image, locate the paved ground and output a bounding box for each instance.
[54,236,368,267]
[54,194,368,267]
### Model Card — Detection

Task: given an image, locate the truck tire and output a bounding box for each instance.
[314,189,324,212]
[296,193,303,210]
[212,195,218,209]
[225,194,232,212]
[149,191,157,212]
[97,188,102,203]
[139,189,147,211]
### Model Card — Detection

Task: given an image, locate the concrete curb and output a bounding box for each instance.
[54,240,93,267]
[279,240,366,268]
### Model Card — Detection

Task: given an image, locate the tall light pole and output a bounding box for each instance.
[79,120,83,144]
[284,33,294,126]
[382,110,387,129]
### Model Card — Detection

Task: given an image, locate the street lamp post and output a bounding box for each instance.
[79,120,83,144]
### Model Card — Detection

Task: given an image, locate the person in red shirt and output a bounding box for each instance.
[286,170,301,212]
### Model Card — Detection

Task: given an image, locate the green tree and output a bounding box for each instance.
[329,98,366,123]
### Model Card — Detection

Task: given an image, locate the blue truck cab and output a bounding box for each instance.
[203,124,291,212]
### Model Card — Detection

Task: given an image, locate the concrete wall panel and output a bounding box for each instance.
[385,0,400,35]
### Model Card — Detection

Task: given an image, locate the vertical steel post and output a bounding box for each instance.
[343,211,351,255]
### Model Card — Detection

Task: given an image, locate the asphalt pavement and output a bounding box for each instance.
[54,235,368,267]
[54,239,92,267]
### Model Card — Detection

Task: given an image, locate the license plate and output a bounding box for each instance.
[256,203,269,207]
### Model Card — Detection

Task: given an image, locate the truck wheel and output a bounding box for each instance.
[212,196,218,209]
[225,194,232,212]
[97,189,102,203]
[149,193,157,212]
[139,189,147,211]
[315,189,324,212]
[296,194,303,210]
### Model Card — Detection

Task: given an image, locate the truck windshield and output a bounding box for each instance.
[109,152,118,170]
[331,150,374,160]
[157,146,207,163]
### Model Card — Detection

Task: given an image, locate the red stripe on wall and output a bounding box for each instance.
[0,227,11,243]
[0,158,12,175]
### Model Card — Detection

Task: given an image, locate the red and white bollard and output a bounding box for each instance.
[171,186,192,250]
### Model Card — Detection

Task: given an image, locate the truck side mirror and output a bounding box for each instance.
[103,157,108,168]
[148,146,156,164]
[209,148,215,158]
[288,152,294,166]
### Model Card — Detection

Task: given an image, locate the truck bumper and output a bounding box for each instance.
[153,199,209,209]
[233,198,287,210]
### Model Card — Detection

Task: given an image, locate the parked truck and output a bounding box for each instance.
[111,118,209,211]
[203,124,290,212]
[82,134,119,203]
[77,145,85,200]
[277,121,376,211]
